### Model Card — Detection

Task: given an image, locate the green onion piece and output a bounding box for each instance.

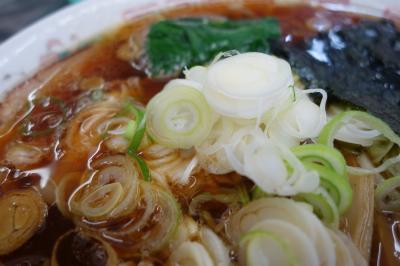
[375,176,400,211]
[295,188,339,227]
[90,89,104,101]
[318,111,400,175]
[21,97,67,137]
[80,183,124,218]
[240,230,298,266]
[146,83,213,149]
[134,155,151,182]
[303,162,352,215]
[366,136,394,164]
[121,101,149,181]
[319,111,400,147]
[124,120,137,140]
[237,184,250,205]
[251,186,269,200]
[289,84,296,102]
[291,144,347,177]
[200,210,217,229]
[127,106,146,154]
[141,182,181,250]
[189,192,240,216]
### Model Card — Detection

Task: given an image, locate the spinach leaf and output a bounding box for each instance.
[146,17,280,77]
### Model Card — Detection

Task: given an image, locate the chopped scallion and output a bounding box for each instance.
[375,176,400,211]
[134,155,151,182]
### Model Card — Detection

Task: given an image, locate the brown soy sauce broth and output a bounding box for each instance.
[371,211,400,266]
[0,1,395,265]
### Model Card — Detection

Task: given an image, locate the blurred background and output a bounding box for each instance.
[0,0,81,42]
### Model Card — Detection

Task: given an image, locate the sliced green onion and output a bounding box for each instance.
[21,97,67,137]
[124,120,137,140]
[197,53,294,119]
[318,111,400,175]
[146,81,213,149]
[375,176,400,211]
[251,186,269,200]
[138,183,181,252]
[133,155,151,182]
[127,105,146,154]
[198,227,231,265]
[240,230,298,266]
[121,101,149,181]
[319,111,400,147]
[189,192,240,216]
[247,220,319,265]
[152,185,182,249]
[237,184,250,205]
[90,89,104,101]
[80,183,124,218]
[303,162,352,214]
[295,188,339,227]
[168,241,214,266]
[291,144,347,177]
[289,85,296,102]
[366,136,394,164]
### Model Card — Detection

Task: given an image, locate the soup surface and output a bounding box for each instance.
[0,2,399,266]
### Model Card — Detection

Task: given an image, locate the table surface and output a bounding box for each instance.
[0,0,69,43]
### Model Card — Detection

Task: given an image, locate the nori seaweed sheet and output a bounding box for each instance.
[283,20,400,133]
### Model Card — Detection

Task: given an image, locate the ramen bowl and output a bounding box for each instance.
[0,0,399,97]
[0,0,400,265]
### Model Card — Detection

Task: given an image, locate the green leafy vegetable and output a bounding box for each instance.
[146,17,280,77]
